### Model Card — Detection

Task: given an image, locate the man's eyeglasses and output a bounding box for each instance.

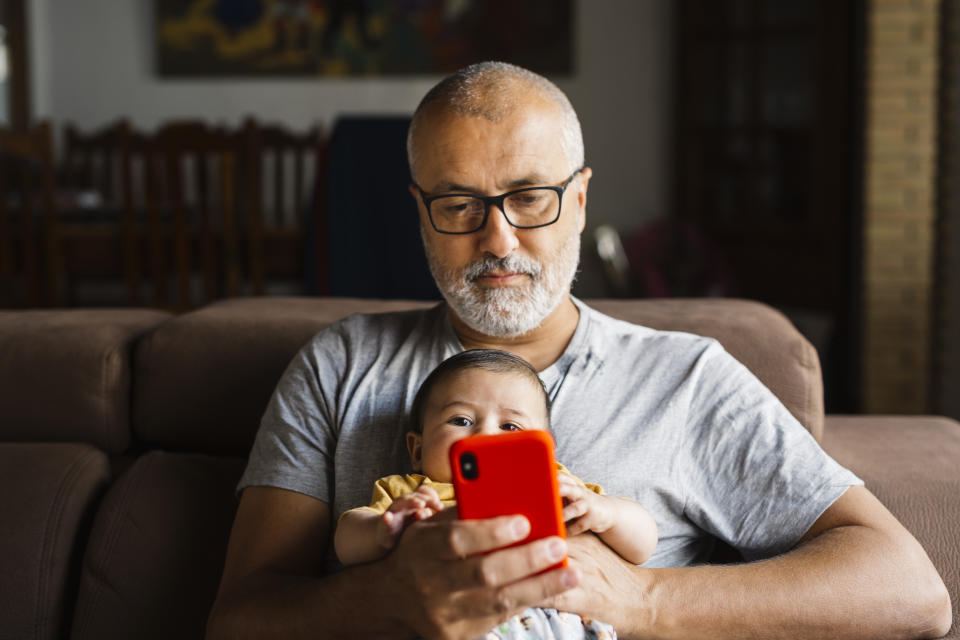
[415,167,584,235]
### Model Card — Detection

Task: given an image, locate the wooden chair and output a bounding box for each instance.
[62,120,125,202]
[0,122,58,307]
[239,118,324,295]
[58,119,145,306]
[142,120,242,310]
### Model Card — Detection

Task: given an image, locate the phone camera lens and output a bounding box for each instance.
[460,452,478,480]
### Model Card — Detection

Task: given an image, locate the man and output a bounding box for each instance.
[208,62,951,639]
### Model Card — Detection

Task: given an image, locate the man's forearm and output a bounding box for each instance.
[615,524,951,640]
[207,561,411,640]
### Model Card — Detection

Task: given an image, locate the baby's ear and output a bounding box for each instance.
[406,431,423,471]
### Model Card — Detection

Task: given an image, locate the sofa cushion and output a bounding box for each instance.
[0,309,171,453]
[71,451,246,640]
[590,298,823,439]
[133,296,822,453]
[133,297,434,453]
[0,443,110,640]
[822,415,960,634]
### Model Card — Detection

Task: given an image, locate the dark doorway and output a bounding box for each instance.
[673,0,864,412]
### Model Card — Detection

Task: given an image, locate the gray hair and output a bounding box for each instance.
[407,61,584,181]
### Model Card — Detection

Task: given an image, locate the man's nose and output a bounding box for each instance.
[476,203,520,259]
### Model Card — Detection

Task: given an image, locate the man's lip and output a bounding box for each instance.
[475,272,527,285]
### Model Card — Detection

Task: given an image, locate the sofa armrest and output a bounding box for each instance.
[822,416,959,638]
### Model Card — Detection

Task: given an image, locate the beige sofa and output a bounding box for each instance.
[0,297,956,638]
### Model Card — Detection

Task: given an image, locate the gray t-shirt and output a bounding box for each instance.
[239,297,861,572]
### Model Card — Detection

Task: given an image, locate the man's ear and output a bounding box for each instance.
[406,431,423,471]
[409,183,428,227]
[575,167,592,233]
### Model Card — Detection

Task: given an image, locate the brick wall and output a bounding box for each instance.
[862,0,940,412]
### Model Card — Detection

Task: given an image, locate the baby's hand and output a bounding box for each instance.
[376,485,444,550]
[557,472,615,537]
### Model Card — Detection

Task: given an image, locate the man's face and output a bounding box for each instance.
[410,99,591,338]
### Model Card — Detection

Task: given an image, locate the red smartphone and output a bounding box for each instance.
[449,430,567,569]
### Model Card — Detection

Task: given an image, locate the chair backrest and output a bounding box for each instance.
[60,119,149,306]
[0,122,58,307]
[142,120,241,310]
[62,119,130,204]
[239,117,323,295]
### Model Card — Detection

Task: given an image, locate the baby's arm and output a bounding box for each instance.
[557,472,657,565]
[334,485,444,565]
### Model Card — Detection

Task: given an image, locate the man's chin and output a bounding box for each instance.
[448,289,560,338]
[470,286,535,312]
[460,317,537,340]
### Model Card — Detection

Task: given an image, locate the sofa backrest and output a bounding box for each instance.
[132,298,436,453]
[589,298,824,440]
[131,296,824,453]
[0,309,172,454]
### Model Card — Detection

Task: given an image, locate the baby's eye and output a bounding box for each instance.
[449,416,473,427]
[500,423,523,432]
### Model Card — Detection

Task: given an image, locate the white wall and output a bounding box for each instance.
[29,0,673,297]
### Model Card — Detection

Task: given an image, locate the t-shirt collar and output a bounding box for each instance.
[435,295,595,386]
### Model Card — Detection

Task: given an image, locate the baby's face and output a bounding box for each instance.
[407,368,548,482]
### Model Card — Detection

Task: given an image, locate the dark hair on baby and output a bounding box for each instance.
[410,349,551,433]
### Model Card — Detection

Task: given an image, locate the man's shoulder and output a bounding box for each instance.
[335,302,443,331]
[304,302,445,350]
[579,299,720,353]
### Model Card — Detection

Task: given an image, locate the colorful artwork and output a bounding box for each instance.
[156,0,572,76]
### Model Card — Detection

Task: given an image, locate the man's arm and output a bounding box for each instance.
[206,485,580,640]
[545,485,952,640]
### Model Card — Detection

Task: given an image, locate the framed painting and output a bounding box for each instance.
[155,0,573,77]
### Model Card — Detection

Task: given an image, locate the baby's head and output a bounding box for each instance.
[406,349,551,482]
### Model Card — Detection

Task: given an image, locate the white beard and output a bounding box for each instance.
[423,228,581,338]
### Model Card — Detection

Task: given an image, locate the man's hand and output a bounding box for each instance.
[540,532,650,630]
[209,487,581,640]
[378,485,445,550]
[542,486,953,640]
[385,509,581,640]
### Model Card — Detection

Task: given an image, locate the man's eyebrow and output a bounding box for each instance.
[430,173,552,194]
[431,181,476,193]
[504,173,551,189]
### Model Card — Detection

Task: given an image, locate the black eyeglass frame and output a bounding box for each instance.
[414,167,585,235]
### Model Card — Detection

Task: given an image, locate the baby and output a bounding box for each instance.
[334,349,658,639]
